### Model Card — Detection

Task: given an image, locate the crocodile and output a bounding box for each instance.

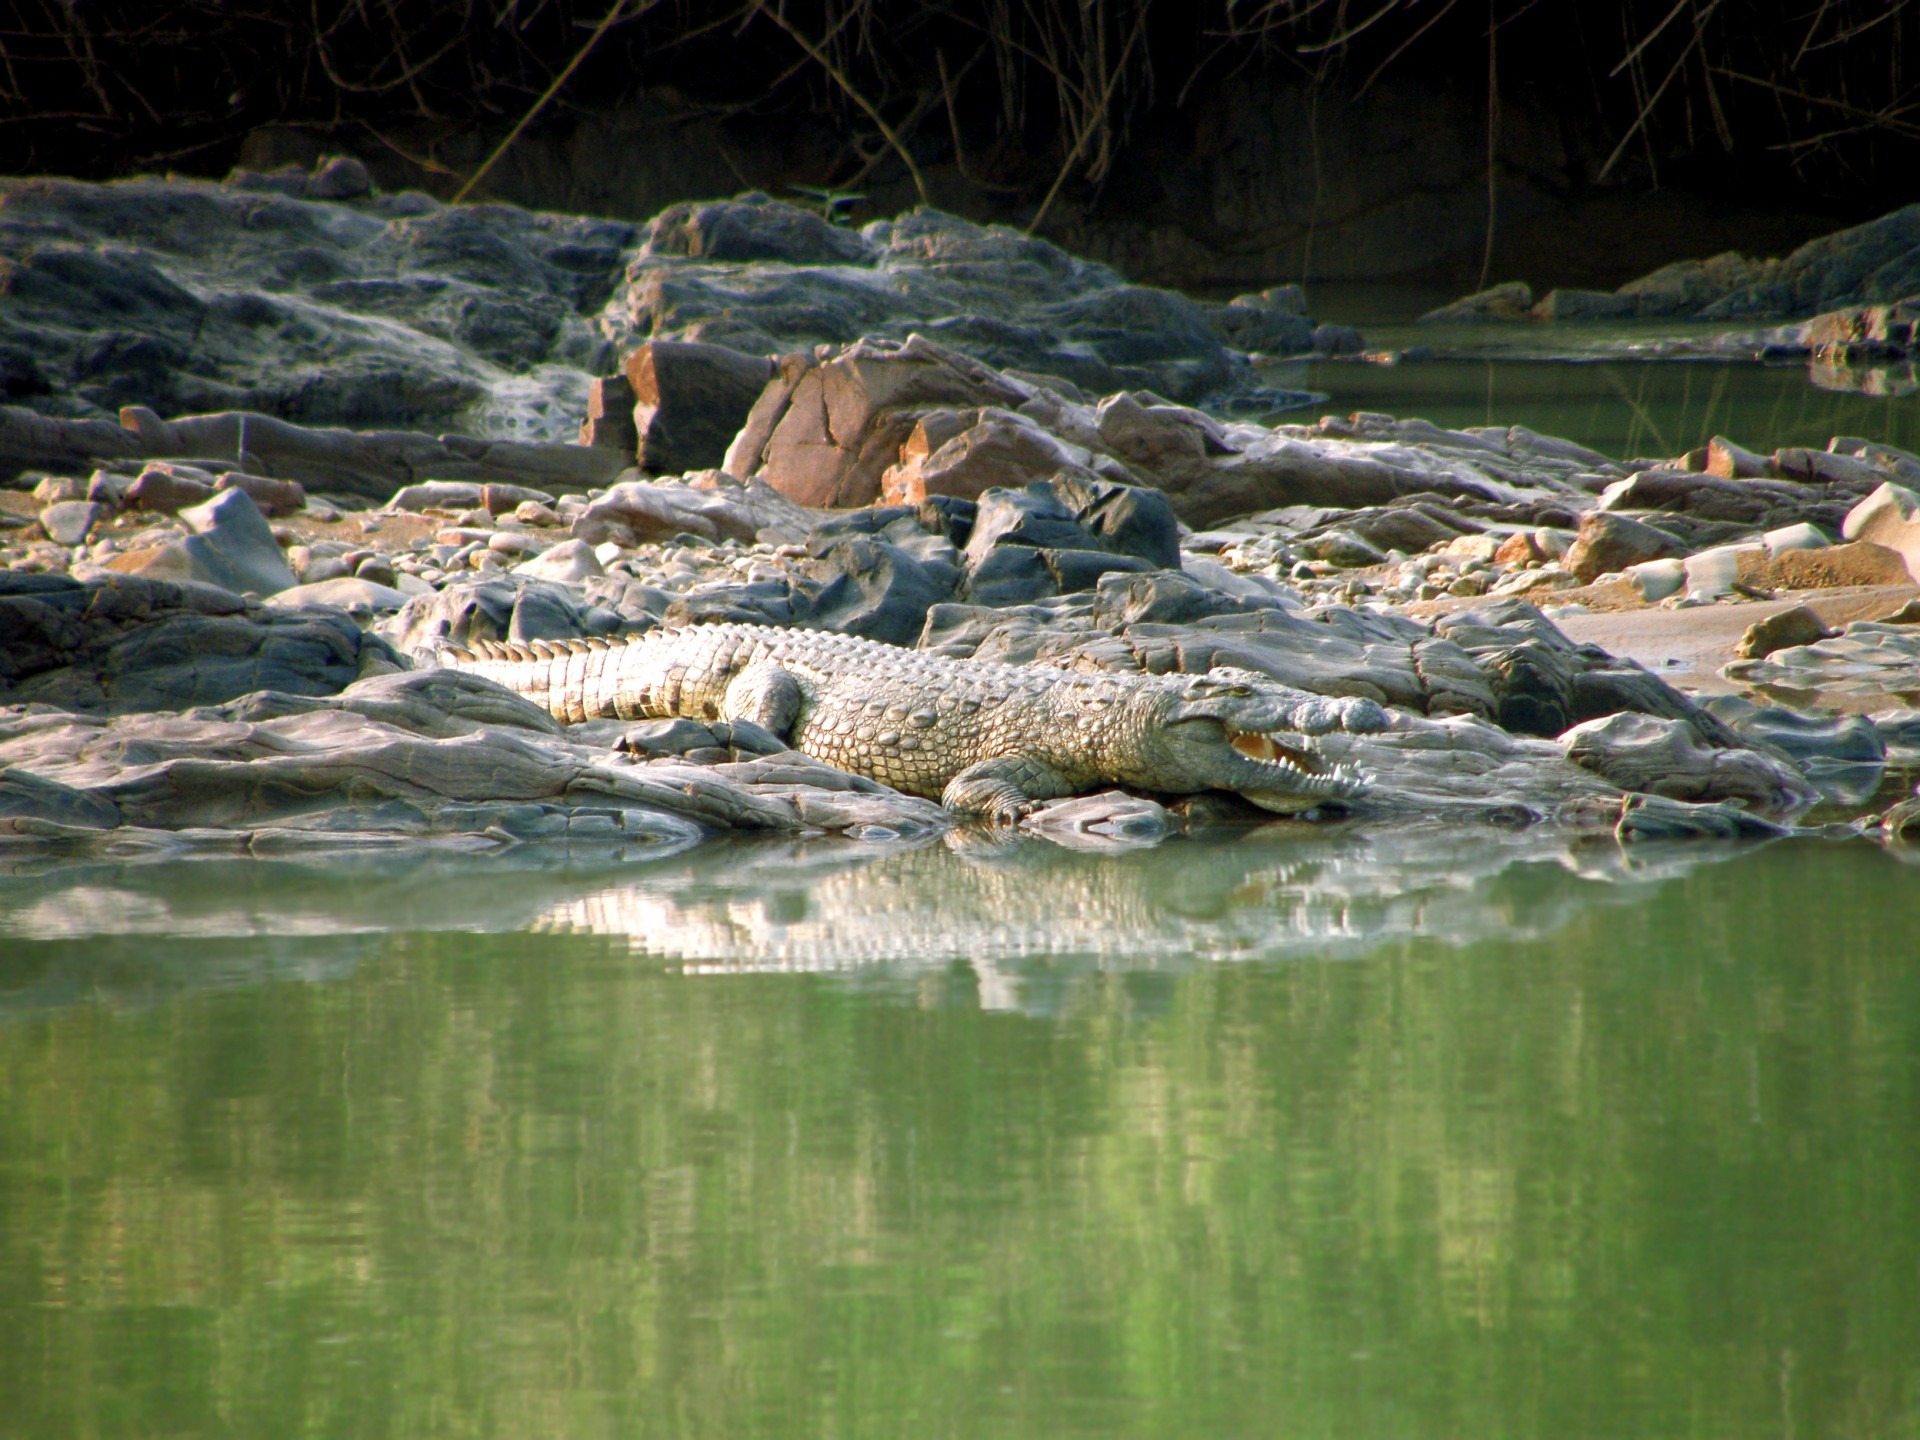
[433,623,1381,821]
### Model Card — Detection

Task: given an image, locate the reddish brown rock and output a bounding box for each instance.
[725,336,1026,508]
[216,470,307,517]
[125,463,216,514]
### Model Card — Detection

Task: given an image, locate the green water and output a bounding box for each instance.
[1282,282,1920,460]
[1299,355,1920,462]
[4,833,1919,1439]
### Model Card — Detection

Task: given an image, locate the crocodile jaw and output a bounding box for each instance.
[1127,715,1371,814]
[1224,726,1371,814]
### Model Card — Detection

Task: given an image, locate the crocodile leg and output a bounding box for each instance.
[722,662,805,738]
[942,756,1078,824]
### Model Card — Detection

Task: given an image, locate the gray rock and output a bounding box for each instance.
[962,545,1061,608]
[612,200,1255,405]
[1705,696,1888,767]
[216,470,307,517]
[1417,282,1534,323]
[1531,288,1638,321]
[125,463,216,514]
[641,194,875,266]
[1434,599,1745,747]
[0,174,636,437]
[0,570,396,713]
[801,532,961,646]
[176,487,299,595]
[570,475,796,546]
[1211,290,1315,355]
[353,554,396,587]
[39,499,103,544]
[513,538,606,585]
[30,473,87,505]
[1560,712,1816,814]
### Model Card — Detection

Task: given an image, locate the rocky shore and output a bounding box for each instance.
[3,167,1917,857]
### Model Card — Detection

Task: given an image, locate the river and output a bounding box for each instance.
[3,321,1919,1438]
[3,830,1918,1438]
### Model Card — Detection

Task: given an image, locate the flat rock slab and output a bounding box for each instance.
[0,667,952,853]
[1553,585,1918,701]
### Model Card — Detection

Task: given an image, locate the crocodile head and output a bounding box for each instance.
[1118,667,1376,814]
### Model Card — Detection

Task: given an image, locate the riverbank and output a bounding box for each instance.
[3,176,1918,856]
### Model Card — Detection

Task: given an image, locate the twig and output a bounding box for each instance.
[1597,0,1723,182]
[751,0,931,206]
[453,0,640,202]
[937,45,1022,192]
[1026,0,1152,233]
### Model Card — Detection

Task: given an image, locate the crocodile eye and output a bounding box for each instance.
[1226,684,1253,698]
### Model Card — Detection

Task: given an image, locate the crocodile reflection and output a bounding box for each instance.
[0,825,1764,1017]
[527,823,1731,998]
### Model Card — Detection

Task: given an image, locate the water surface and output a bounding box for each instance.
[4,834,1917,1438]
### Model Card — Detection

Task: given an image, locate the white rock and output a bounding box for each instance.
[266,577,409,612]
[1625,558,1687,602]
[1683,543,1766,600]
[1841,481,1920,582]
[514,538,606,584]
[1762,522,1829,556]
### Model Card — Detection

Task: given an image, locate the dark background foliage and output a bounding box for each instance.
[4,1,1915,202]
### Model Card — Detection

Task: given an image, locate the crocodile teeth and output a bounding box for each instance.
[1230,728,1325,776]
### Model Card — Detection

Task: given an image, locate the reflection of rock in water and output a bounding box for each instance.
[530,824,1738,1008]
[0,827,1762,1018]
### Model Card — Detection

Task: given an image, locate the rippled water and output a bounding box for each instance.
[4,832,1918,1438]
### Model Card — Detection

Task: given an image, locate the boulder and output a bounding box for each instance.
[881,407,1095,506]
[266,576,410,613]
[1560,712,1815,814]
[578,373,639,454]
[1704,434,1773,479]
[800,532,962,646]
[725,335,1028,508]
[30,474,87,505]
[1841,481,1920,581]
[1530,289,1637,322]
[0,570,396,713]
[1435,599,1744,747]
[1211,287,1315,354]
[1617,251,1774,317]
[125,462,216,513]
[1561,511,1687,583]
[1417,282,1534,323]
[106,486,297,596]
[38,500,103,545]
[570,475,790,547]
[639,194,875,266]
[1706,696,1888,768]
[0,175,637,438]
[512,538,606,585]
[626,339,774,475]
[215,469,307,517]
[1735,604,1836,659]
[611,200,1253,404]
